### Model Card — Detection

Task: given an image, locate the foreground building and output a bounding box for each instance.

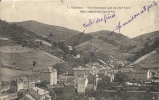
[19,87,51,100]
[40,67,57,85]
[10,77,35,92]
[125,68,152,81]
[73,66,94,77]
[73,75,88,95]
[0,93,17,100]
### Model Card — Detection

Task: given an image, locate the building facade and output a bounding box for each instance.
[73,66,93,77]
[19,87,51,100]
[73,76,88,95]
[125,69,152,81]
[16,77,35,92]
[40,67,57,85]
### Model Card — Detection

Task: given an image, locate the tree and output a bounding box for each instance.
[49,90,57,100]
[70,48,77,56]
[150,85,158,92]
[41,80,49,87]
[36,80,49,88]
[114,71,128,84]
[39,41,42,45]
[57,41,69,55]
[53,63,68,75]
[33,61,37,67]
[10,80,17,93]
[97,75,111,90]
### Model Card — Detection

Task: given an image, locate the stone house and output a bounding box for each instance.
[40,67,57,85]
[73,75,88,95]
[19,87,51,100]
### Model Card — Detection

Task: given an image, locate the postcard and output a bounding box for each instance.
[0,0,159,100]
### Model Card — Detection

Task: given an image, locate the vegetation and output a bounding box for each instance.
[35,80,49,88]
[114,71,128,84]
[33,61,37,67]
[97,75,111,90]
[52,62,73,75]
[10,80,17,93]
[128,37,159,62]
[94,91,158,100]
[98,36,137,53]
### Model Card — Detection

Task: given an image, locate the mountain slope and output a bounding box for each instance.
[0,19,65,70]
[127,31,159,63]
[0,45,64,70]
[93,30,139,46]
[65,33,93,46]
[132,31,159,44]
[75,30,138,53]
[129,31,159,53]
[134,49,159,70]
[14,20,81,42]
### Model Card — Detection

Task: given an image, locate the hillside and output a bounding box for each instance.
[132,49,159,70]
[65,33,93,46]
[91,30,134,45]
[132,31,159,44]
[127,31,159,62]
[130,31,159,53]
[0,45,64,70]
[91,30,138,52]
[74,30,137,60]
[0,19,66,70]
[1,19,159,71]
[14,20,81,42]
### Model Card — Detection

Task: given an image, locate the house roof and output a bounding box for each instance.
[42,67,57,73]
[17,77,29,82]
[31,87,49,95]
[73,66,92,71]
[88,97,96,100]
[74,77,87,84]
[86,84,96,90]
[152,77,159,79]
[25,94,35,100]
[120,67,133,72]
[86,62,100,67]
[98,69,106,73]
[45,95,51,99]
[130,69,148,74]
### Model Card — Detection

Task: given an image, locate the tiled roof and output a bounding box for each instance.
[86,84,95,89]
[25,94,35,100]
[120,67,133,72]
[42,67,57,72]
[73,66,92,70]
[45,95,51,99]
[130,69,148,74]
[31,87,49,95]
[152,77,159,79]
[74,77,87,84]
[17,77,29,82]
[98,69,106,73]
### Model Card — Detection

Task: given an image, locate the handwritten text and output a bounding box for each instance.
[83,14,115,28]
[91,1,158,56]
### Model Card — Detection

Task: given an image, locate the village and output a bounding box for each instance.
[0,57,159,100]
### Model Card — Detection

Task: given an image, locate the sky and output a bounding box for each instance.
[0,0,159,38]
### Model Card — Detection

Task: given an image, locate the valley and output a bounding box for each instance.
[0,19,159,81]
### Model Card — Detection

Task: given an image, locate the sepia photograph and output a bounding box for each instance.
[0,0,159,100]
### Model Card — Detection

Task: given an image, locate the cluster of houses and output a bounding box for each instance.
[0,61,159,100]
[0,67,56,100]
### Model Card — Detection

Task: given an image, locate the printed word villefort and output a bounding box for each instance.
[83,13,115,28]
